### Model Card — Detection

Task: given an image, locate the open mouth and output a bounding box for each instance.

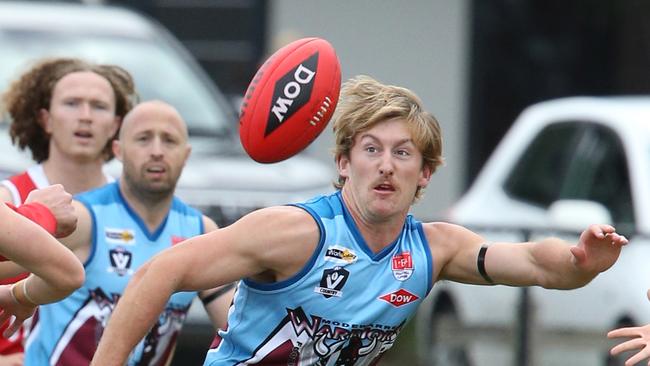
[74,131,93,139]
[374,183,395,192]
[146,166,166,173]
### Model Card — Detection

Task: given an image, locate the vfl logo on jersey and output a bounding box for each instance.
[379,289,419,307]
[391,252,414,281]
[108,247,133,276]
[314,266,349,298]
[104,227,135,245]
[325,245,358,265]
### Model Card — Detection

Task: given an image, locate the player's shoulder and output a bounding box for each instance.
[234,205,319,242]
[421,221,482,244]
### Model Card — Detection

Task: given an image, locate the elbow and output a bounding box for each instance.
[60,261,85,296]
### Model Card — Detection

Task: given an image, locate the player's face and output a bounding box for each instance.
[41,71,119,163]
[117,107,190,197]
[338,118,431,222]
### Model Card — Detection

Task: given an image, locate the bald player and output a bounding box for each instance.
[24,101,233,366]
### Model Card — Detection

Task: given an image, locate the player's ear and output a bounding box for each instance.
[38,109,53,134]
[336,153,350,179]
[418,163,432,188]
[112,139,123,162]
[109,116,122,138]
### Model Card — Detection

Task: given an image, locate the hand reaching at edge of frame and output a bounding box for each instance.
[608,289,650,366]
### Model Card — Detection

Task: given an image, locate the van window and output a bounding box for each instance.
[505,121,635,233]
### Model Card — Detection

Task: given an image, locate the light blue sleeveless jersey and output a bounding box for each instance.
[25,182,203,366]
[204,191,433,365]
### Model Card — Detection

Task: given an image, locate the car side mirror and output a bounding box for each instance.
[548,199,613,232]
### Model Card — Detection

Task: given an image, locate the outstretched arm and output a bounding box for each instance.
[198,215,235,330]
[90,206,318,366]
[608,289,650,365]
[0,202,84,336]
[435,223,628,289]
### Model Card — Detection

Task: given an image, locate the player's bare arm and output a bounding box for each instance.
[90,205,319,366]
[428,222,627,289]
[0,203,84,336]
[57,200,93,262]
[198,214,235,329]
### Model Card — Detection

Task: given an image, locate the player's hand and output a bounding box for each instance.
[0,285,36,338]
[569,224,628,274]
[607,289,650,365]
[25,184,76,238]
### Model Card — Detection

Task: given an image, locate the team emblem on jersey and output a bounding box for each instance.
[378,288,419,307]
[222,307,403,365]
[108,246,133,276]
[324,245,358,265]
[314,266,349,298]
[391,252,414,281]
[104,227,135,245]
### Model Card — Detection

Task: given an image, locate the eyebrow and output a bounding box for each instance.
[359,133,414,146]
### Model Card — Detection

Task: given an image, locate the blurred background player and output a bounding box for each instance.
[0,57,136,364]
[24,100,232,366]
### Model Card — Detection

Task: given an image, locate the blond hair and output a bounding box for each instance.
[332,75,444,199]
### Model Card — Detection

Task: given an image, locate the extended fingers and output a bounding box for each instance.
[587,225,628,245]
[609,327,641,339]
[589,224,615,238]
[623,347,650,366]
[610,338,645,355]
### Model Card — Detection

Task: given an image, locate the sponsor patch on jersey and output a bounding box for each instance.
[314,266,349,298]
[391,251,414,281]
[378,289,419,307]
[108,246,134,276]
[324,245,358,264]
[104,227,135,245]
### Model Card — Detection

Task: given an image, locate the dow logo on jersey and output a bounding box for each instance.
[108,247,133,276]
[314,266,349,298]
[265,52,319,136]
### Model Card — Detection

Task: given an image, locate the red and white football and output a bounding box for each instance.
[239,37,341,163]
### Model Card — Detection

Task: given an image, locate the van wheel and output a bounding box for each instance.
[429,306,471,366]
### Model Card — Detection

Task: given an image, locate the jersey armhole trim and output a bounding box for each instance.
[242,204,325,291]
[416,222,434,296]
[76,198,98,268]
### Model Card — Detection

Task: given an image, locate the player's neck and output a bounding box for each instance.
[42,155,108,195]
[118,179,174,233]
[340,188,407,254]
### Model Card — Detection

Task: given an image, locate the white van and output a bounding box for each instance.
[0,1,334,228]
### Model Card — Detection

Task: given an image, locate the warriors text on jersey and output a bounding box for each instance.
[205,191,433,365]
[25,182,203,366]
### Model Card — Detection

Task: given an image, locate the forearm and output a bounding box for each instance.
[531,238,594,289]
[0,205,83,301]
[91,256,179,366]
